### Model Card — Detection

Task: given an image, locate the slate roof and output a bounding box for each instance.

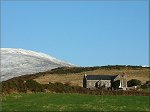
[86,75,118,80]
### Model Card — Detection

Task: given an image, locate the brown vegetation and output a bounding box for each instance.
[1,66,149,96]
[34,66,149,87]
[1,79,150,96]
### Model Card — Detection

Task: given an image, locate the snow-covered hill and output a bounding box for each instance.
[1,48,75,81]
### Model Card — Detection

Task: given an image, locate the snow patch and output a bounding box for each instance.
[1,48,75,81]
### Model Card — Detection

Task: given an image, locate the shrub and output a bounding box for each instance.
[2,78,150,96]
[26,80,45,92]
[112,80,120,90]
[50,67,100,74]
[146,81,150,85]
[95,81,101,89]
[127,79,141,87]
[141,81,150,89]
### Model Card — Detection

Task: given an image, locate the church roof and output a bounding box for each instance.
[86,75,118,80]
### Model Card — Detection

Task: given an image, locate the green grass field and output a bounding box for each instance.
[2,93,150,111]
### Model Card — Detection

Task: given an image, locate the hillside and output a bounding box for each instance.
[2,65,149,86]
[1,65,149,94]
[1,48,74,81]
[34,66,149,87]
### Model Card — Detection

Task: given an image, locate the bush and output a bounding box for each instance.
[112,80,120,90]
[127,79,141,87]
[146,81,150,85]
[26,80,45,92]
[95,81,101,89]
[141,81,150,89]
[95,81,106,90]
[2,78,150,96]
[50,67,100,74]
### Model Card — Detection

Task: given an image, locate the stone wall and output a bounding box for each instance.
[87,80,111,88]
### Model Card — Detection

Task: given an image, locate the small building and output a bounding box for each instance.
[83,74,127,90]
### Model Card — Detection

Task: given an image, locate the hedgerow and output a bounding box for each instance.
[1,79,150,96]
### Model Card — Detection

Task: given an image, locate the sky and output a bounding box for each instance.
[1,1,149,67]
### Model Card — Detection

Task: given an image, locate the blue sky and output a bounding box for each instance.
[1,1,149,66]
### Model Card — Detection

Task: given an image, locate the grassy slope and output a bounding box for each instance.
[34,67,150,87]
[2,93,149,111]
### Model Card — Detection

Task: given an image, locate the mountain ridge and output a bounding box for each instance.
[1,48,75,81]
